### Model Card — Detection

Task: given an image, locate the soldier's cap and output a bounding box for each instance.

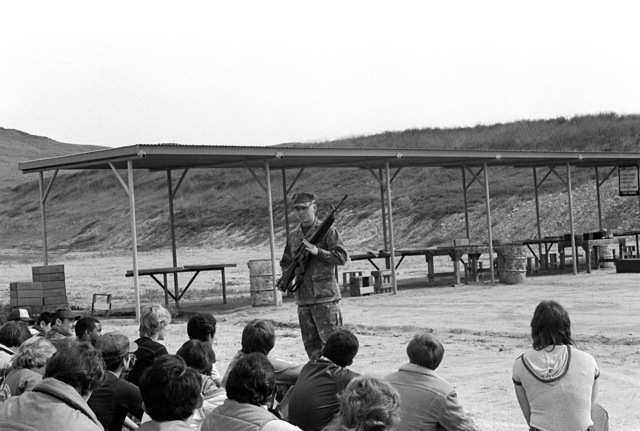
[292,192,316,207]
[96,332,138,357]
[53,308,81,321]
[7,309,35,325]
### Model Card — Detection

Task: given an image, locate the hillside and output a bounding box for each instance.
[1,114,640,254]
[0,128,105,188]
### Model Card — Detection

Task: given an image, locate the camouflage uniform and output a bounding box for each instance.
[280,217,348,360]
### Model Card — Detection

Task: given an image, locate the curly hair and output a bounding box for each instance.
[328,375,400,431]
[12,337,56,370]
[139,355,201,421]
[176,339,216,374]
[226,352,275,406]
[44,340,106,398]
[240,319,275,355]
[531,300,575,350]
[139,304,172,338]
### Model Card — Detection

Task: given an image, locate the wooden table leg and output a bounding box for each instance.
[163,273,169,307]
[453,258,460,285]
[221,269,227,304]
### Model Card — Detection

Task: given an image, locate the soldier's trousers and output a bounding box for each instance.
[297,301,343,360]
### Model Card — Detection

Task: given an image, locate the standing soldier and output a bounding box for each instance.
[280,192,348,360]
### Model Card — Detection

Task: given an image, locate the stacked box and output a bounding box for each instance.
[32,265,68,308]
[349,276,374,297]
[9,282,44,307]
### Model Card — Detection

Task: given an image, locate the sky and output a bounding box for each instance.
[1,1,639,148]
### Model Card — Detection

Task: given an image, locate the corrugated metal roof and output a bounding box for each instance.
[18,143,640,174]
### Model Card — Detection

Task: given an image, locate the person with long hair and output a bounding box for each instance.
[512,300,608,431]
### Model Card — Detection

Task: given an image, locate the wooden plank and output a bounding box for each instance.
[126,267,185,277]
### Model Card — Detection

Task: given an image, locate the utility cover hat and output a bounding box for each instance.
[7,309,35,325]
[96,332,138,357]
[54,308,81,321]
[292,192,316,205]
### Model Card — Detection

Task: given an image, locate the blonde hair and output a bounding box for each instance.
[327,375,401,431]
[12,337,57,370]
[139,304,172,337]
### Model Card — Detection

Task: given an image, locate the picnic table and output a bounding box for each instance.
[126,263,236,307]
[523,237,626,273]
[350,245,491,285]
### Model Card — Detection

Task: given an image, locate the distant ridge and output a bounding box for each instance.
[0,127,106,189]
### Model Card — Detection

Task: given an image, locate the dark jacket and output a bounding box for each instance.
[280,218,348,306]
[288,358,359,431]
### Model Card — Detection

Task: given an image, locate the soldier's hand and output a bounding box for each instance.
[302,239,319,255]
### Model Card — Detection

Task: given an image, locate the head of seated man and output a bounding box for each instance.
[187,313,217,346]
[321,329,359,367]
[138,355,202,424]
[240,319,275,356]
[406,333,444,371]
[75,317,102,346]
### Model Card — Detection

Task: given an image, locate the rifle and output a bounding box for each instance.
[277,194,348,293]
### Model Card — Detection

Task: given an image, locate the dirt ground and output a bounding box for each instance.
[2,247,640,430]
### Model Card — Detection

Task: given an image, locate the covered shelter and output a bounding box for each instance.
[19,145,640,320]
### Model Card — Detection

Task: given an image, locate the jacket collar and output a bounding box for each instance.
[33,377,102,426]
[398,363,446,381]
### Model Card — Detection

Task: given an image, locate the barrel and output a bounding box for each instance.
[495,245,527,284]
[248,259,282,307]
[592,246,614,269]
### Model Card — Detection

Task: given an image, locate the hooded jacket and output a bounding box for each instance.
[0,377,103,430]
[512,345,599,431]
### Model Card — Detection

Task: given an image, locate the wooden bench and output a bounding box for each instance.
[126,264,236,307]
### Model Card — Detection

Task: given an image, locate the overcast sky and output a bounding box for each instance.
[2,1,639,148]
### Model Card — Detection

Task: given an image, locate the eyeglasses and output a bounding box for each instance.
[124,352,137,366]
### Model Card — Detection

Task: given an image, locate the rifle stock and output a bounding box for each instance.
[277,194,348,293]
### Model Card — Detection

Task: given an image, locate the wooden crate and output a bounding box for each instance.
[350,276,374,297]
[371,269,392,293]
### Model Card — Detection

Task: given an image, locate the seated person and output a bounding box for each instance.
[0,321,32,371]
[45,308,81,348]
[0,340,106,431]
[221,319,302,389]
[138,355,202,431]
[7,309,39,336]
[89,332,143,431]
[0,337,56,404]
[187,313,222,386]
[287,329,360,430]
[34,311,53,336]
[75,317,102,346]
[324,375,400,431]
[127,303,171,387]
[385,333,477,431]
[176,340,227,428]
[201,352,301,431]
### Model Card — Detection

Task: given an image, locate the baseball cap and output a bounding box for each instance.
[7,309,35,325]
[96,332,138,357]
[53,308,81,321]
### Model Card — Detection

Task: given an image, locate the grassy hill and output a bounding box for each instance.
[2,113,640,254]
[0,128,105,189]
